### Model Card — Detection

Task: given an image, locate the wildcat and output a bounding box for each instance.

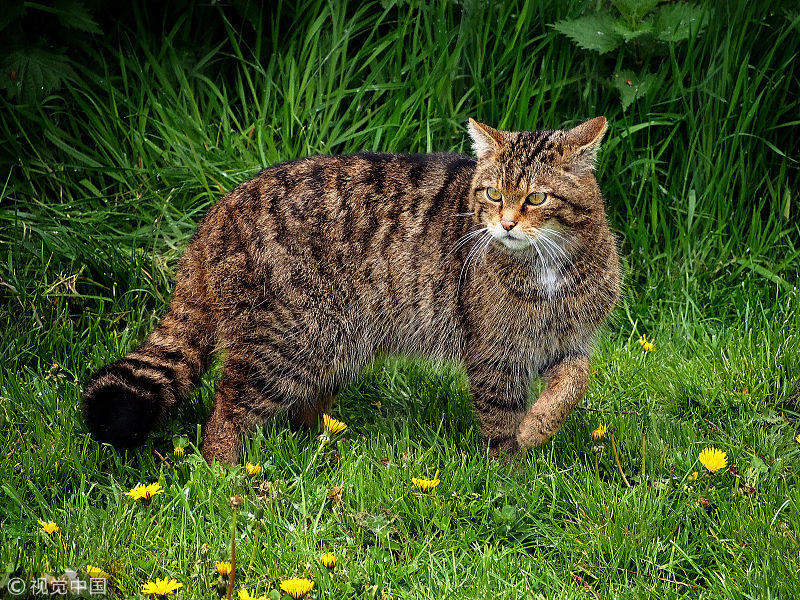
[83,117,620,464]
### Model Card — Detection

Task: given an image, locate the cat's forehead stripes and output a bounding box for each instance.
[492,130,562,190]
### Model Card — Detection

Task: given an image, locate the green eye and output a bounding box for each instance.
[485,187,502,201]
[525,192,547,206]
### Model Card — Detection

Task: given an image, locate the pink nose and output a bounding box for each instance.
[501,219,516,231]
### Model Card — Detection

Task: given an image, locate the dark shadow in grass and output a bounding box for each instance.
[334,355,477,446]
[333,354,598,465]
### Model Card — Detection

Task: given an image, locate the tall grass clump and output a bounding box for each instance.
[2,3,797,333]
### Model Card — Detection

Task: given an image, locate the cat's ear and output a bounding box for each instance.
[467,118,505,159]
[562,116,607,174]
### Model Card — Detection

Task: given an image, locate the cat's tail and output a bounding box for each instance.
[83,269,215,448]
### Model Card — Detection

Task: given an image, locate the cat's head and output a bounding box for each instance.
[466,117,608,253]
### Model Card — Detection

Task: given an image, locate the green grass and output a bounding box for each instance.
[1,0,799,598]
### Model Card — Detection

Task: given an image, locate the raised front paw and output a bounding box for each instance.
[515,410,554,449]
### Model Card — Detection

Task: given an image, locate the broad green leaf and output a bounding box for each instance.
[654,3,707,42]
[612,19,655,42]
[40,0,103,34]
[611,0,661,24]
[553,15,622,54]
[611,70,657,110]
[0,47,73,103]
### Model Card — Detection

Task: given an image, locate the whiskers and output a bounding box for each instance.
[449,223,577,301]
[525,227,576,295]
[456,230,493,297]
[448,225,488,257]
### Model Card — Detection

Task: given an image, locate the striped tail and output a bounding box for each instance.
[83,298,214,448]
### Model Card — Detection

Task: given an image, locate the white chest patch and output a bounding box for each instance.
[539,266,560,297]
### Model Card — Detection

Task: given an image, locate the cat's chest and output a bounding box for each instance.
[467,277,590,368]
[537,265,562,298]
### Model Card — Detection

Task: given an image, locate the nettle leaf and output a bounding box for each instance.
[553,14,622,54]
[611,0,661,24]
[612,19,654,42]
[653,3,707,43]
[611,70,657,110]
[50,0,103,34]
[0,47,73,103]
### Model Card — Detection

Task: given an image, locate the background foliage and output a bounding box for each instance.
[1,0,799,598]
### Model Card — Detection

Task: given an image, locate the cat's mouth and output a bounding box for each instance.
[490,224,531,251]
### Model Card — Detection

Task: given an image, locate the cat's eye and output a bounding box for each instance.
[525,192,547,206]
[485,187,502,202]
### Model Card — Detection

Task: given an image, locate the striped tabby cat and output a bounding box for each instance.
[83,117,619,464]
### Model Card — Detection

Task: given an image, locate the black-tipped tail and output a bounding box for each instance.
[83,314,211,448]
[82,361,170,447]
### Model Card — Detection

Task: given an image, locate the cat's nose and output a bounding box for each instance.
[501,219,516,231]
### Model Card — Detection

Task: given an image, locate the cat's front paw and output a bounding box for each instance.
[515,411,553,449]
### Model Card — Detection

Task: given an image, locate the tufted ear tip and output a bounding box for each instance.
[568,116,607,147]
[569,116,608,147]
[467,118,505,159]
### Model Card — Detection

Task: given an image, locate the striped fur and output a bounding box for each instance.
[83,117,619,463]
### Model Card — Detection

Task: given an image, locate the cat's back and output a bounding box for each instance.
[257,150,475,223]
[195,152,477,329]
[204,151,475,264]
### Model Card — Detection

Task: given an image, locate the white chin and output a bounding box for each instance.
[497,236,529,251]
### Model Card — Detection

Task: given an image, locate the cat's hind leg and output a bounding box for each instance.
[202,390,250,466]
[201,349,322,465]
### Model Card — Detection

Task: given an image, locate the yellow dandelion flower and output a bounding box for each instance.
[698,447,727,473]
[323,414,348,435]
[796,433,800,444]
[38,520,59,535]
[238,590,267,600]
[145,482,164,497]
[173,446,184,458]
[245,462,261,476]
[126,482,164,501]
[591,424,607,441]
[691,471,699,480]
[638,334,655,352]
[142,577,182,596]
[86,565,109,579]
[280,579,314,599]
[215,561,232,577]
[320,553,337,568]
[412,470,440,492]
[126,484,147,500]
